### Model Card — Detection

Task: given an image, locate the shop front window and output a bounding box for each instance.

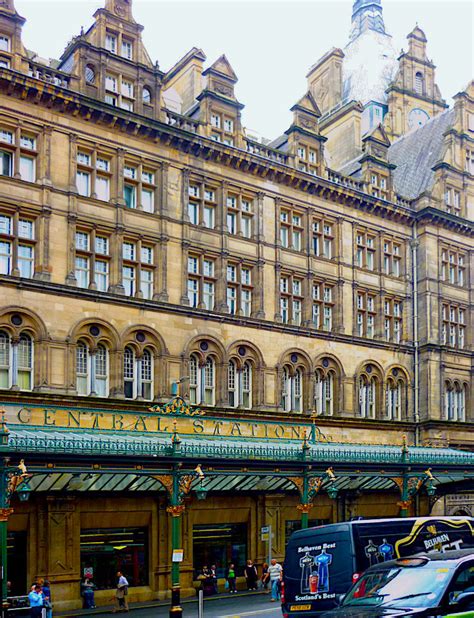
[193,523,247,579]
[80,527,148,590]
[285,519,329,545]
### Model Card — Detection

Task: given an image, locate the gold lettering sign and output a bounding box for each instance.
[3,404,328,442]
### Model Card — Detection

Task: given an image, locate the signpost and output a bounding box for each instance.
[261,525,272,565]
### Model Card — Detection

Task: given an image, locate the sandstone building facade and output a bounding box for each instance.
[0,0,472,609]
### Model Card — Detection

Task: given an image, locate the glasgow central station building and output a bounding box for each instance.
[0,0,473,611]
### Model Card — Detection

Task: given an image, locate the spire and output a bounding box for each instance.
[350,0,386,41]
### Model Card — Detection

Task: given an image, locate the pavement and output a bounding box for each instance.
[55,590,282,618]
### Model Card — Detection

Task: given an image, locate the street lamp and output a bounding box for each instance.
[1,459,32,618]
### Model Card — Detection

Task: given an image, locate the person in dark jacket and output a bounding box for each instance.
[244,560,258,590]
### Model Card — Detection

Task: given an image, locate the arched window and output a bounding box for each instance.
[358,376,376,418]
[445,382,467,422]
[228,360,252,409]
[17,334,33,391]
[385,378,402,420]
[314,369,334,416]
[76,341,109,397]
[189,353,215,406]
[123,346,154,400]
[281,366,303,413]
[415,72,424,95]
[142,87,152,105]
[0,330,10,388]
[0,331,33,391]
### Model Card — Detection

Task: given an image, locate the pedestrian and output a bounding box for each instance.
[226,563,237,593]
[81,577,96,609]
[42,580,53,618]
[113,571,129,613]
[268,558,283,602]
[28,584,44,618]
[210,564,218,594]
[261,562,270,590]
[244,560,258,590]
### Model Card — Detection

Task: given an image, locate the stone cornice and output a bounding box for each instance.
[385,84,448,109]
[415,207,474,237]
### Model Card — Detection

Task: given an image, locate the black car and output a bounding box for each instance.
[319,548,474,617]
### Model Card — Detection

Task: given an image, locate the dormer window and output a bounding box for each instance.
[105,32,117,54]
[0,58,9,69]
[121,38,133,60]
[210,114,221,129]
[0,36,10,53]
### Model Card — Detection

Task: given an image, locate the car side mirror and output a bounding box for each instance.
[336,593,345,606]
[456,592,474,609]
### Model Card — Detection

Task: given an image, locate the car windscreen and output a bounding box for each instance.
[342,565,452,609]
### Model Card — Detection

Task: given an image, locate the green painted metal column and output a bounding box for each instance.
[301,474,309,529]
[169,467,184,618]
[0,461,12,618]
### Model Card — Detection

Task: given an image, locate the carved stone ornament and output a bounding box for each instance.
[300,118,316,130]
[214,82,233,97]
[114,0,129,16]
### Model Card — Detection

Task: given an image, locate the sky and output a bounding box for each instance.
[15,0,474,140]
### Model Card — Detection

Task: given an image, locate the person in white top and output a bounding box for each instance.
[267,558,283,602]
[113,571,129,613]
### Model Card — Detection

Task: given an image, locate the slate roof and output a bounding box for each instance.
[388,109,455,199]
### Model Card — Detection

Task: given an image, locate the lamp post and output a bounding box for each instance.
[150,383,204,618]
[0,457,32,618]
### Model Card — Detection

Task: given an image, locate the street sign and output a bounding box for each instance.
[261,525,270,541]
[172,549,184,562]
[83,567,93,577]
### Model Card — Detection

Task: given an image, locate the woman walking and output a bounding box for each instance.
[244,560,258,591]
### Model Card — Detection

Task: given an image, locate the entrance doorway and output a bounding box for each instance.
[8,531,27,596]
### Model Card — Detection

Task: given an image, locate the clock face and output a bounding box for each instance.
[408,108,430,129]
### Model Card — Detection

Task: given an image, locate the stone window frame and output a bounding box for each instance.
[441,245,466,287]
[0,208,37,279]
[441,302,467,350]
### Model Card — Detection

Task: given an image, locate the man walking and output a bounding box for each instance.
[114,571,129,612]
[268,558,283,602]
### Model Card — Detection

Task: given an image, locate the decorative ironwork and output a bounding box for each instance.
[154,474,173,495]
[0,507,13,522]
[296,503,313,514]
[166,505,185,517]
[149,396,205,417]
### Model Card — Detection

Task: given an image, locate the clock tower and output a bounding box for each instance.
[384,25,448,140]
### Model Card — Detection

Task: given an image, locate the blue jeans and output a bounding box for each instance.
[271,579,279,600]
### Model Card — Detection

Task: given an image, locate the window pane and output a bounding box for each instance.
[96,176,110,201]
[95,236,108,255]
[95,260,109,292]
[0,240,12,274]
[75,232,89,251]
[142,189,154,213]
[18,244,34,278]
[140,269,153,299]
[77,171,90,197]
[0,151,12,176]
[19,156,35,182]
[75,256,89,288]
[18,219,34,239]
[124,184,136,208]
[0,214,12,235]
